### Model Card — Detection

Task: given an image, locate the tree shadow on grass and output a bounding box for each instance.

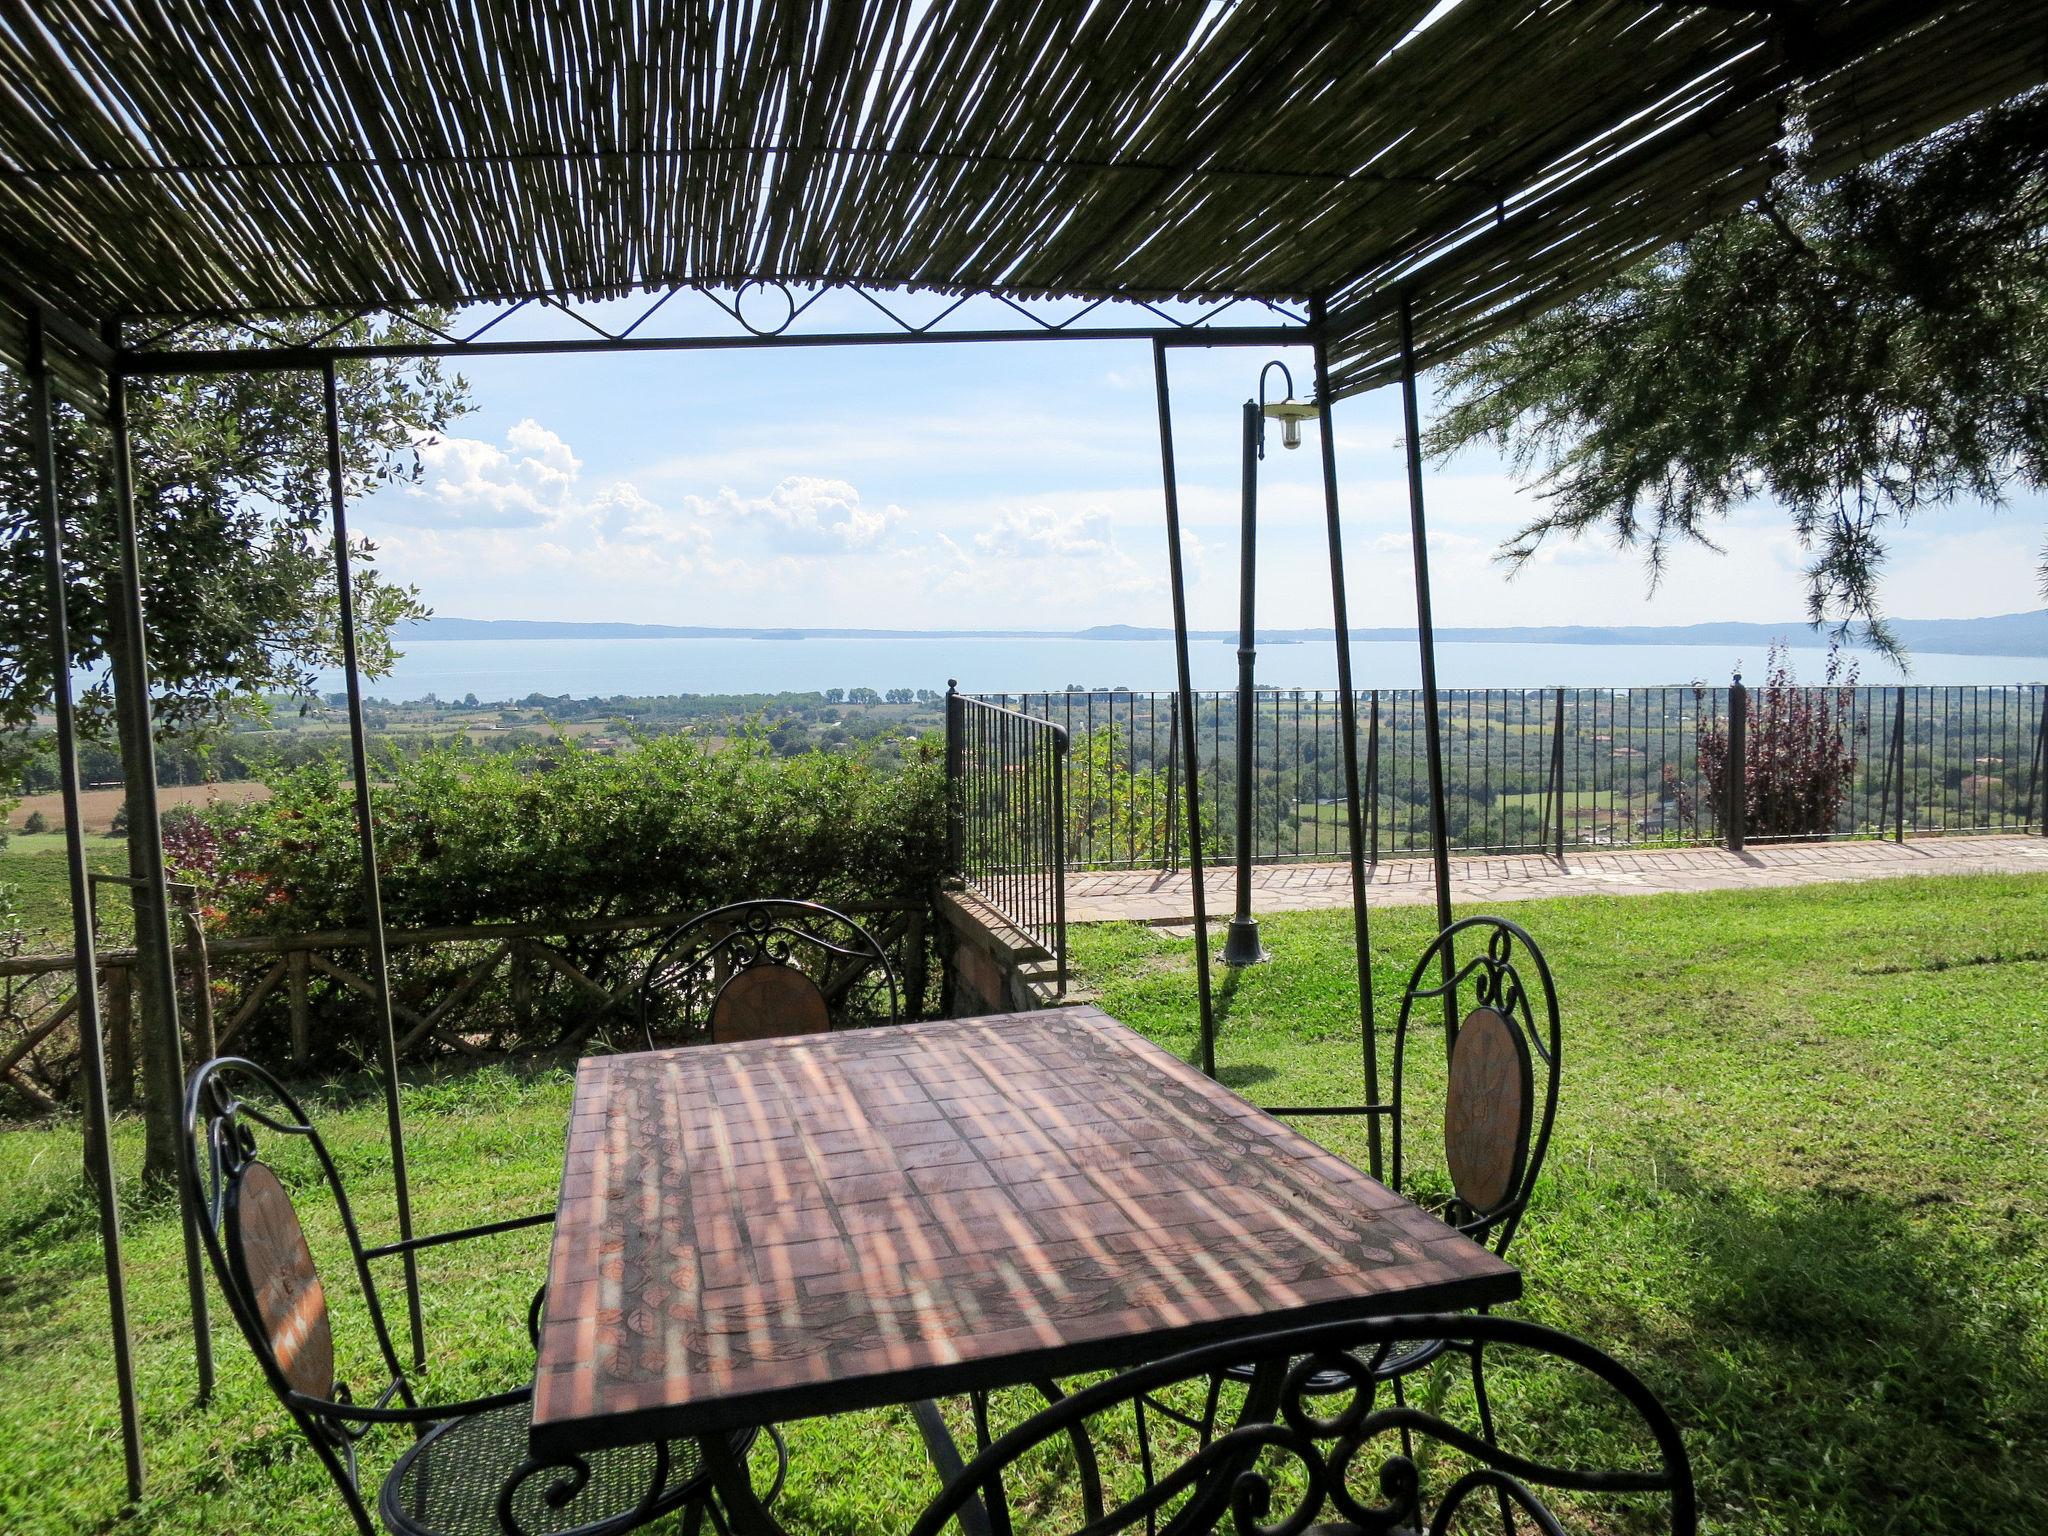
[1568,1155,2048,1533]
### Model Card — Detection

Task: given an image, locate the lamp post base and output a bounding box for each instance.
[1221,917,1267,967]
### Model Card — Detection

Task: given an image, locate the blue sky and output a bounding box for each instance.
[354,293,2047,634]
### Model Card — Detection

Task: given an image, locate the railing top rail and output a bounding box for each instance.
[968,683,2046,697]
[953,692,1071,745]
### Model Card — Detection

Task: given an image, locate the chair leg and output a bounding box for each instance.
[1468,1343,1517,1536]
[1029,1380,1104,1526]
[915,1397,994,1536]
[1196,1372,1225,1451]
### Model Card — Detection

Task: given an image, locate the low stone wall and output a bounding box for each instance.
[937,889,1063,1016]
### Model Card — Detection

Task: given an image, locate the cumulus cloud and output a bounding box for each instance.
[899,502,1162,612]
[702,475,906,550]
[367,418,933,600]
[973,506,1118,560]
[397,418,584,527]
[597,483,714,558]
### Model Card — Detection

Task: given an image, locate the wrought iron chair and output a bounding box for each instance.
[1148,917,1561,1471]
[1372,914,1562,1380]
[884,1315,1693,1536]
[634,898,901,1050]
[183,1056,768,1536]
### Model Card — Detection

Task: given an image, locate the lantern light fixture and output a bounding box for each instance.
[1256,360,1317,457]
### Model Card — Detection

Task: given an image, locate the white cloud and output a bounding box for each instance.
[597,482,714,557]
[702,476,906,550]
[884,502,1165,614]
[397,419,584,527]
[973,505,1117,559]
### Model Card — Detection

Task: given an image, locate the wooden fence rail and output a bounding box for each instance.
[1,901,928,1113]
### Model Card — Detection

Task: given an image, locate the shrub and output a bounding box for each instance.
[1697,643,1861,839]
[204,733,945,932]
[181,734,948,1065]
[21,810,46,835]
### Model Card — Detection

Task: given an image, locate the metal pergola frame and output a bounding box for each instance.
[22,273,1448,1505]
[5,0,2031,1512]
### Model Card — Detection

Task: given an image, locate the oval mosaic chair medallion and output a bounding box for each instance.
[223,1160,336,1400]
[711,961,832,1043]
[636,898,900,1049]
[1443,1003,1536,1218]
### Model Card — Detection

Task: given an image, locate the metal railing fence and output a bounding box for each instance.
[946,690,1068,991]
[967,684,2047,869]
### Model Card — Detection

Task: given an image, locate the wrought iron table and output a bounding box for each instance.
[529,1006,1519,1517]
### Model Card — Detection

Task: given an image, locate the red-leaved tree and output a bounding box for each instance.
[1697,644,1861,839]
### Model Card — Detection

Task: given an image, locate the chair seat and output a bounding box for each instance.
[379,1394,742,1536]
[1221,1331,1450,1391]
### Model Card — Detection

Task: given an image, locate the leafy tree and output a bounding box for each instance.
[1424,87,2048,652]
[1063,724,1173,867]
[1,316,466,1181]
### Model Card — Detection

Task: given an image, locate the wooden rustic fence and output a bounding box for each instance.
[1,901,931,1114]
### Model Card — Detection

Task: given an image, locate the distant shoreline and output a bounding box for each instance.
[403,611,2048,660]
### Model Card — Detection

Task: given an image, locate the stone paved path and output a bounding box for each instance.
[1066,835,2048,924]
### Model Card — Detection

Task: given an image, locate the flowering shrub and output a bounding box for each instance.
[1697,643,1861,839]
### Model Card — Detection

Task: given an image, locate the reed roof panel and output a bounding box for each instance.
[0,0,2037,392]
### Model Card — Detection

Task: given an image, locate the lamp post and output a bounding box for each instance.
[1223,362,1316,968]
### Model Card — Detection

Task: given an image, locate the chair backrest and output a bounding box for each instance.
[907,1313,1695,1536]
[185,1057,411,1534]
[635,898,901,1049]
[1392,915,1561,1256]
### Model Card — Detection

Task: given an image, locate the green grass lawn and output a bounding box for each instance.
[1,836,130,946]
[3,873,2045,1534]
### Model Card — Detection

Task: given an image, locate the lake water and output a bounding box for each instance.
[318,636,2047,703]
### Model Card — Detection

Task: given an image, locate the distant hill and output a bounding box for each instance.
[403,619,1063,641]
[402,611,2048,658]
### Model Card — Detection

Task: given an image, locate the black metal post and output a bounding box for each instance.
[1397,295,1454,947]
[1397,294,1458,1056]
[1050,724,1069,997]
[1726,673,1748,853]
[1164,693,1181,873]
[106,362,215,1402]
[322,362,425,1364]
[1309,306,1383,1180]
[945,680,965,877]
[1150,340,1217,1079]
[1551,686,1568,860]
[1223,400,1264,967]
[28,311,146,1502]
[1366,690,1381,867]
[2029,686,2047,837]
[1890,687,1907,843]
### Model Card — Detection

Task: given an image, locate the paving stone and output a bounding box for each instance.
[1067,835,2048,924]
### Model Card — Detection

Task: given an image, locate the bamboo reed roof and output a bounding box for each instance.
[0,1,2039,396]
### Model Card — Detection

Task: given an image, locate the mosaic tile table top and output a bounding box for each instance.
[531,1007,1518,1454]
